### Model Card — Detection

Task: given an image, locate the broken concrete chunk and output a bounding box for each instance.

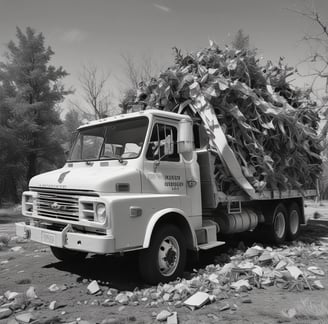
[48,284,60,292]
[166,312,178,324]
[230,279,251,291]
[183,291,210,309]
[0,308,12,319]
[275,260,287,270]
[261,278,273,286]
[156,310,172,321]
[312,280,324,289]
[238,260,254,269]
[244,247,262,258]
[218,263,234,275]
[174,283,189,294]
[49,300,57,310]
[15,312,35,323]
[115,293,129,305]
[252,265,263,277]
[107,288,118,296]
[258,252,272,263]
[26,286,37,299]
[307,266,325,276]
[5,291,20,300]
[163,293,170,302]
[286,265,303,280]
[208,273,219,283]
[87,280,100,295]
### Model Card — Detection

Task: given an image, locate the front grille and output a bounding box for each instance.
[32,188,98,222]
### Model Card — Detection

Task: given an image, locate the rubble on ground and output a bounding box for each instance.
[0,239,327,323]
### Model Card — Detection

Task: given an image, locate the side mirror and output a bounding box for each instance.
[178,119,194,153]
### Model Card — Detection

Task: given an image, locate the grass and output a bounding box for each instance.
[0,205,24,224]
[293,299,328,323]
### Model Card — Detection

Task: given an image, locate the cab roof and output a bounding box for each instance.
[78,109,192,130]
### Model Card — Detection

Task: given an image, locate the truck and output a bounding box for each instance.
[16,108,317,284]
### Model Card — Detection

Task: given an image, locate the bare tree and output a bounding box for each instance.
[121,53,156,89]
[291,5,328,201]
[291,5,328,97]
[75,65,113,119]
[119,53,159,113]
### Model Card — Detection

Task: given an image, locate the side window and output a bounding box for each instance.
[146,124,179,162]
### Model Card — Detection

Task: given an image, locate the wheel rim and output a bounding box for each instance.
[158,236,180,277]
[289,210,299,235]
[274,211,286,239]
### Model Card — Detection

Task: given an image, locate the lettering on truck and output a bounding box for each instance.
[164,175,184,191]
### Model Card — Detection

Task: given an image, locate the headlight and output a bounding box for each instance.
[95,203,106,224]
[22,192,36,215]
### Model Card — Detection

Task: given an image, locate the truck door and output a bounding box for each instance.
[142,123,186,195]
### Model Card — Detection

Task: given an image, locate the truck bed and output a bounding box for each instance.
[197,149,317,208]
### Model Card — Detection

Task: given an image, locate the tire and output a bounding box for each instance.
[269,203,287,245]
[50,246,88,262]
[138,224,186,284]
[286,202,301,241]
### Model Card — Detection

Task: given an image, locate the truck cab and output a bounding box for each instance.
[16,110,222,283]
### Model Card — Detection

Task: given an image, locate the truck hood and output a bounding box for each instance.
[29,162,141,193]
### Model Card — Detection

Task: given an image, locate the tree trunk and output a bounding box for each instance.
[26,152,37,183]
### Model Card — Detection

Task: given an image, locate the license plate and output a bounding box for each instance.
[41,232,56,245]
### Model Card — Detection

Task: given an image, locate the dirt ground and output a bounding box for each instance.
[1,208,328,324]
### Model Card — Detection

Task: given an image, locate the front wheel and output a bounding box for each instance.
[138,225,186,284]
[50,246,88,262]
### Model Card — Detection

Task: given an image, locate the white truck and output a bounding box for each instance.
[16,109,317,284]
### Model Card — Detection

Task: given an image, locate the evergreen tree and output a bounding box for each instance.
[0,27,70,202]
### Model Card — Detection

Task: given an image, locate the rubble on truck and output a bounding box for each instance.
[122,41,326,194]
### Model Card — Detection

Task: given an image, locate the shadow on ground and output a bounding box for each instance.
[43,253,149,291]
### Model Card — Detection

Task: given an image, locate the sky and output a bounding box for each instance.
[0,0,327,115]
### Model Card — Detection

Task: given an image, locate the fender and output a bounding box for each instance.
[142,208,198,249]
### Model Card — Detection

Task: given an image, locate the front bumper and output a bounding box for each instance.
[16,222,115,254]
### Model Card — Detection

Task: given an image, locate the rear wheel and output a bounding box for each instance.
[286,202,301,241]
[50,246,88,262]
[138,224,186,284]
[269,203,287,244]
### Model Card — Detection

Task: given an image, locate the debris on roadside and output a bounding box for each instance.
[87,281,101,295]
[166,312,178,324]
[49,300,57,310]
[0,308,12,320]
[25,286,38,300]
[183,291,210,310]
[156,310,172,321]
[0,239,327,323]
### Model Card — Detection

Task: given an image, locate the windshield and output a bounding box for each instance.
[68,117,149,161]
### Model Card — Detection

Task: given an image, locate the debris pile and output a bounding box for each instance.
[0,239,327,323]
[124,42,326,194]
